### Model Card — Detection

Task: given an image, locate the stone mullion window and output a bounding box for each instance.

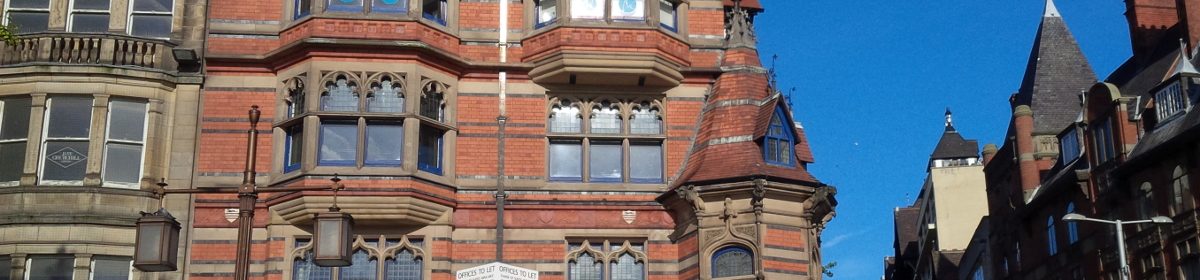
[4,0,53,33]
[291,236,425,280]
[565,240,646,280]
[548,98,663,184]
[67,0,111,33]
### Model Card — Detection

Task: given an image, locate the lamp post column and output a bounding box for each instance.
[1115,220,1129,280]
[232,105,262,280]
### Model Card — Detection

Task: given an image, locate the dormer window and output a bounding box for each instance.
[1155,80,1187,124]
[1059,126,1080,164]
[1091,118,1116,164]
[763,106,795,167]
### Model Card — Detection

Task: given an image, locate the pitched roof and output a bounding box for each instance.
[1011,2,1097,135]
[930,128,980,160]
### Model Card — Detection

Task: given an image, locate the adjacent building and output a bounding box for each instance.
[0,0,837,280]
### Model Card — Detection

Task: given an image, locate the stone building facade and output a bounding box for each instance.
[0,0,837,279]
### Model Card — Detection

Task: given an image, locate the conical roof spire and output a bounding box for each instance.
[1044,0,1061,18]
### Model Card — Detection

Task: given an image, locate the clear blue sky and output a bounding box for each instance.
[757,1,1132,279]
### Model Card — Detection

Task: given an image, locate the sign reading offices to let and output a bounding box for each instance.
[456,262,538,280]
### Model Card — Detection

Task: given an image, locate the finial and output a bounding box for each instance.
[945,108,954,128]
[1172,38,1200,76]
[1044,0,1060,18]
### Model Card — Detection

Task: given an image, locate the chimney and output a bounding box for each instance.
[1013,105,1040,193]
[982,144,998,166]
[1126,0,1180,57]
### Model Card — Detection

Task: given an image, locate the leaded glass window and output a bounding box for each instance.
[129,0,173,38]
[1173,166,1192,215]
[0,97,30,184]
[42,97,93,184]
[629,103,660,134]
[610,253,642,280]
[549,101,582,133]
[103,99,148,187]
[323,75,360,112]
[712,246,753,278]
[762,106,795,166]
[368,76,404,113]
[287,76,306,118]
[340,247,377,280]
[420,81,445,121]
[69,0,111,33]
[590,101,620,134]
[569,253,603,280]
[385,248,421,280]
[294,240,334,280]
[5,0,52,33]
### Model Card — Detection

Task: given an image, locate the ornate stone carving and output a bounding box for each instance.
[725,1,757,48]
[734,225,757,238]
[676,185,705,213]
[704,228,726,241]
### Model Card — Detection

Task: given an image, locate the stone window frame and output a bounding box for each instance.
[286,0,461,33]
[66,0,111,33]
[5,254,133,280]
[544,95,665,184]
[273,68,458,183]
[0,93,160,189]
[525,0,688,36]
[126,0,175,39]
[564,239,648,280]
[2,0,53,33]
[289,235,426,280]
[710,245,754,279]
[1,0,177,38]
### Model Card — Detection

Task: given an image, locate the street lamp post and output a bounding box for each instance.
[1062,213,1173,280]
[132,105,354,280]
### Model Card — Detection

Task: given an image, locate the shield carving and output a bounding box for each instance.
[622,210,637,224]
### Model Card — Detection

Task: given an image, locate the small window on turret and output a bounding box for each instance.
[763,106,795,167]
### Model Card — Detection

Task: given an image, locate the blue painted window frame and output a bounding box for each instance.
[326,0,365,13]
[535,0,558,29]
[1046,216,1058,255]
[658,0,677,32]
[548,139,583,182]
[711,246,754,278]
[295,0,312,19]
[588,141,623,183]
[364,121,403,167]
[762,106,795,167]
[422,0,448,26]
[1066,203,1079,244]
[284,125,303,172]
[318,121,358,166]
[418,125,443,175]
[372,0,408,13]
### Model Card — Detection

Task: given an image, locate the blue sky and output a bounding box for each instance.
[756,1,1132,279]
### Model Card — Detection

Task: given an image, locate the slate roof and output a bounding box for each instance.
[894,206,921,259]
[1011,4,1097,135]
[1110,32,1199,170]
[930,126,979,160]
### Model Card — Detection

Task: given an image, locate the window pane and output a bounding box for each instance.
[319,122,357,165]
[372,0,407,13]
[104,143,143,184]
[569,253,602,280]
[549,104,581,133]
[610,0,644,20]
[367,78,404,113]
[327,0,363,12]
[1,98,31,140]
[295,0,312,18]
[130,14,172,38]
[47,97,93,138]
[10,0,50,8]
[323,77,360,112]
[629,144,661,183]
[71,13,109,33]
[132,0,172,12]
[339,249,377,280]
[420,89,443,121]
[0,140,22,179]
[590,105,620,134]
[418,125,442,173]
[0,257,9,280]
[108,100,146,142]
[630,107,660,134]
[73,0,110,10]
[8,12,50,33]
[658,0,675,29]
[92,257,131,280]
[28,256,73,280]
[610,253,643,280]
[570,0,602,19]
[386,249,422,280]
[421,0,446,25]
[293,250,333,280]
[537,0,557,24]
[286,126,304,170]
[712,247,753,278]
[42,141,89,181]
[589,142,621,182]
[549,141,581,180]
[366,122,402,165]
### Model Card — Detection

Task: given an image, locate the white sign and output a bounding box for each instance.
[456,262,538,280]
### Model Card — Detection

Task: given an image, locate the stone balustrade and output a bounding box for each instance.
[0,32,178,72]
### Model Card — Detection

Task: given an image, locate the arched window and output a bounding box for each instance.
[293,240,333,280]
[549,100,582,133]
[286,76,306,118]
[610,252,643,280]
[569,251,603,280]
[763,106,795,166]
[1172,166,1192,215]
[629,102,661,134]
[1140,182,1155,221]
[419,80,446,121]
[590,101,621,134]
[385,248,422,280]
[1066,203,1079,244]
[322,74,359,112]
[368,75,404,113]
[340,247,378,280]
[712,246,754,278]
[1046,216,1058,255]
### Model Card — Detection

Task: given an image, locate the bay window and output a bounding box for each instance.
[0,97,31,185]
[69,0,111,33]
[319,121,358,166]
[547,98,664,184]
[365,122,403,166]
[4,0,51,33]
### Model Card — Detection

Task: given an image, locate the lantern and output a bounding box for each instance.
[312,208,353,267]
[133,208,181,272]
